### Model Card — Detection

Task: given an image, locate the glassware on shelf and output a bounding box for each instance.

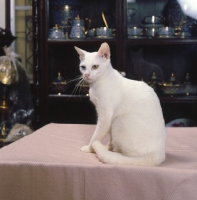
[147,72,159,91]
[49,2,82,28]
[69,15,91,39]
[60,20,71,39]
[48,24,65,39]
[127,8,137,27]
[169,73,177,85]
[50,72,70,94]
[184,73,191,85]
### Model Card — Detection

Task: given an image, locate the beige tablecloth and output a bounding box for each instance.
[0,123,197,200]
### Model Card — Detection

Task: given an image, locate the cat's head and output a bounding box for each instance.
[130,49,143,60]
[74,42,111,83]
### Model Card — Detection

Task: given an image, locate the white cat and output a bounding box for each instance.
[74,43,167,166]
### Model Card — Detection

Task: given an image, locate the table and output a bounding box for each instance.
[0,123,197,200]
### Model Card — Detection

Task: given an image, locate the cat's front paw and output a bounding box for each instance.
[80,145,94,153]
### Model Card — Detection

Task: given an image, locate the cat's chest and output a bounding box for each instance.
[89,89,98,106]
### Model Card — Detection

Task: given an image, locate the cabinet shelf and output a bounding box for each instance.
[159,96,197,103]
[48,94,197,104]
[127,38,197,46]
[47,38,117,45]
[48,94,89,102]
[47,38,197,46]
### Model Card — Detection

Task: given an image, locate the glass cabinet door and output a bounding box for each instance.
[126,0,197,126]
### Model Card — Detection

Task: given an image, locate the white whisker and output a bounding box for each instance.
[69,75,85,98]
[66,75,82,84]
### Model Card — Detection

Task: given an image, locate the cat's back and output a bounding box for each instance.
[122,78,157,101]
[119,78,163,115]
[102,70,159,104]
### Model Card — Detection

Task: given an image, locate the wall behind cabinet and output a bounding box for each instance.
[0,1,5,28]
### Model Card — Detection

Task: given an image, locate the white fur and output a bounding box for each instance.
[75,43,167,166]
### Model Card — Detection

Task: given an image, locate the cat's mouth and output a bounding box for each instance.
[83,77,92,83]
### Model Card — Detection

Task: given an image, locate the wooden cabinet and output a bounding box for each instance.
[32,0,197,129]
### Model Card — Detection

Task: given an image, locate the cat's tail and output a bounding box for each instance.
[92,140,164,166]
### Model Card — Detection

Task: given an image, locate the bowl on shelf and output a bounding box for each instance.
[127,27,144,36]
[95,27,112,38]
[144,16,165,24]
[158,27,175,37]
[144,27,159,37]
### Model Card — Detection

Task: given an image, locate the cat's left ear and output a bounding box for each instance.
[97,42,110,59]
[74,46,86,60]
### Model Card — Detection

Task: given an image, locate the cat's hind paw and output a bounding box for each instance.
[80,145,94,153]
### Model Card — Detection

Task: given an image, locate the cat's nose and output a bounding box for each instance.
[85,73,90,78]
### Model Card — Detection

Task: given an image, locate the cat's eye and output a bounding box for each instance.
[80,66,86,70]
[92,65,99,70]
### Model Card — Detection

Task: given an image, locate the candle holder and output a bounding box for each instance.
[0,84,14,138]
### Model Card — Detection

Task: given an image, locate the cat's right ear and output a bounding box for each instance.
[97,42,110,59]
[74,46,85,60]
